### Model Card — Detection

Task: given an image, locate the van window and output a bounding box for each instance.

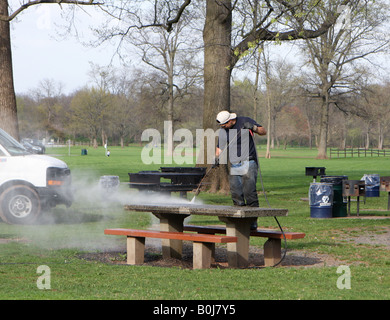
[0,128,29,156]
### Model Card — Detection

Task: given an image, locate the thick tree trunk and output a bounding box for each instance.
[316,95,329,159]
[201,0,232,194]
[0,0,18,139]
[378,121,383,150]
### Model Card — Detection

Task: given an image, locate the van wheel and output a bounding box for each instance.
[0,185,41,224]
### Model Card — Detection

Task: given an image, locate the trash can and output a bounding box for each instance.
[99,175,120,196]
[361,174,380,197]
[320,176,348,217]
[309,183,333,218]
[81,149,88,155]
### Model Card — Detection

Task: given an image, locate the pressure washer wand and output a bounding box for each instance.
[190,129,242,203]
[190,165,216,203]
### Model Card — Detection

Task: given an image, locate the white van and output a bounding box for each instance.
[0,128,72,224]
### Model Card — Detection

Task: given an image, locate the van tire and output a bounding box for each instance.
[0,185,41,224]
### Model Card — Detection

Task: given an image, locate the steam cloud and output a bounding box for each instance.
[15,171,202,254]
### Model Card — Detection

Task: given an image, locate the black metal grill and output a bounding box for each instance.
[380,176,390,192]
[342,180,365,197]
[380,176,390,210]
[342,180,366,216]
[128,167,206,198]
[305,167,326,181]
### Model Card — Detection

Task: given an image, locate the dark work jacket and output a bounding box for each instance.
[217,116,262,165]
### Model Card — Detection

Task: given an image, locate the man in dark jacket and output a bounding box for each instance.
[215,111,266,229]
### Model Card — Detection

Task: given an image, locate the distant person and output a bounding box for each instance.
[214,111,266,229]
[106,149,110,157]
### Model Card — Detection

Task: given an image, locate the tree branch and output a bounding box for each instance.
[0,0,103,22]
[164,0,191,32]
[231,0,353,68]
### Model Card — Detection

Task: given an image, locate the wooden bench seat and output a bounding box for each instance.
[104,228,237,269]
[183,225,305,267]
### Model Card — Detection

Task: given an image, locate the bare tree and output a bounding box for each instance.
[260,45,272,159]
[0,0,101,139]
[70,87,110,148]
[353,82,390,149]
[106,68,140,148]
[32,78,65,138]
[298,0,390,158]
[95,1,203,156]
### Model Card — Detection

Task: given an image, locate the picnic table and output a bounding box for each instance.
[123,203,288,268]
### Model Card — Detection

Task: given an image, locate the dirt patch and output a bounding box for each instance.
[79,226,390,269]
[335,226,390,249]
[0,234,30,244]
[79,243,343,269]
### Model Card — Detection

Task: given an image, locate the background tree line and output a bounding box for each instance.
[16,58,390,151]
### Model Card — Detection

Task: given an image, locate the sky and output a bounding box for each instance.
[10,4,121,95]
[9,3,300,96]
[9,3,389,96]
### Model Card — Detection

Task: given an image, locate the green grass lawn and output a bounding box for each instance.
[0,145,389,300]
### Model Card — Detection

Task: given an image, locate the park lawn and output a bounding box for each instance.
[0,145,389,300]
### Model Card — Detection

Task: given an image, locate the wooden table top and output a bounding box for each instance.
[124,203,288,218]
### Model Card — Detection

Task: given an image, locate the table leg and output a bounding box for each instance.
[152,212,189,259]
[218,217,256,268]
[388,192,390,211]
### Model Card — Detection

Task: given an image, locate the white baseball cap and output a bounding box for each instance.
[216,111,237,124]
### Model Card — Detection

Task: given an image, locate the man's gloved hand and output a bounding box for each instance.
[243,122,257,131]
[212,157,220,169]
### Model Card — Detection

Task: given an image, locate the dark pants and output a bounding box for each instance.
[229,160,259,207]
